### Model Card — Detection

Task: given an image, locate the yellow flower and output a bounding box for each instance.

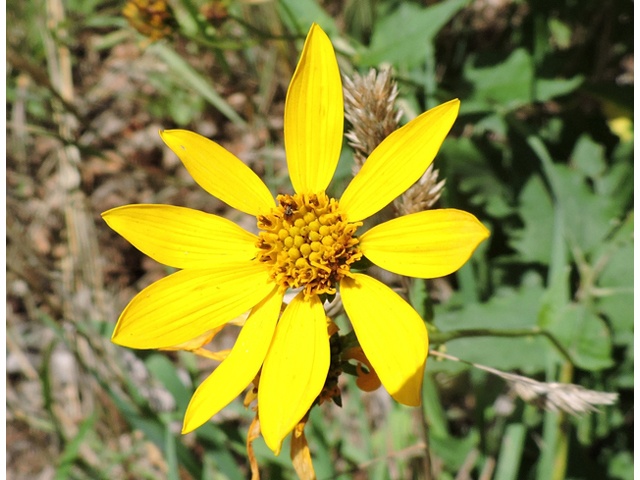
[123,0,174,42]
[102,23,489,454]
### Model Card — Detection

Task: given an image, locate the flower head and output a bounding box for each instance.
[103,23,489,454]
[123,0,174,42]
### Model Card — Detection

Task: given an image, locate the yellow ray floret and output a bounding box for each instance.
[359,209,490,278]
[340,274,429,406]
[111,262,274,349]
[258,292,330,454]
[102,204,258,269]
[285,23,344,194]
[182,289,283,433]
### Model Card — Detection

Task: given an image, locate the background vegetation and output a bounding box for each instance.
[6,0,633,479]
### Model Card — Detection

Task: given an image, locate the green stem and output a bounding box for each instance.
[430,328,573,364]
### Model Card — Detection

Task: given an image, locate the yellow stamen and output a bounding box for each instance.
[256,193,362,296]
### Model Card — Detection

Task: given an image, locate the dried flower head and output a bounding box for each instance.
[344,69,445,213]
[123,0,174,42]
[430,350,618,416]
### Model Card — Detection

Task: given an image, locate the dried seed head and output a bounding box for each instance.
[394,164,446,215]
[508,375,619,416]
[343,69,402,174]
[429,350,618,416]
[343,69,445,213]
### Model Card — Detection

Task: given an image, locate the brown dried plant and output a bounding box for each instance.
[343,68,445,215]
[343,69,402,174]
[429,350,618,416]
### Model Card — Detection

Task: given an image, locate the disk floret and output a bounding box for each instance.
[256,193,362,296]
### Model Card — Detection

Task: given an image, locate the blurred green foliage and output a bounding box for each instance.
[7,0,632,479]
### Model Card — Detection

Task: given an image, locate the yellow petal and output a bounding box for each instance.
[160,325,225,352]
[112,262,274,349]
[182,289,283,433]
[160,130,275,216]
[340,274,428,406]
[284,23,343,194]
[102,204,258,269]
[360,209,490,278]
[259,292,330,454]
[340,99,460,222]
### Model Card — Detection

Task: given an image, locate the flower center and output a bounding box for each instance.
[256,193,362,296]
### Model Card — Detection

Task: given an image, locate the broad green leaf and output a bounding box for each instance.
[359,0,469,67]
[609,451,634,480]
[461,49,533,113]
[535,75,584,102]
[434,280,551,373]
[553,165,623,255]
[277,0,338,37]
[509,175,554,264]
[595,156,633,215]
[546,304,614,371]
[439,137,514,218]
[422,374,449,439]
[596,240,634,335]
[548,18,572,49]
[570,134,606,179]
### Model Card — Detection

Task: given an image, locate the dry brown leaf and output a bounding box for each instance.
[290,415,316,480]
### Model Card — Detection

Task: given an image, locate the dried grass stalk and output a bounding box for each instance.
[429,350,618,416]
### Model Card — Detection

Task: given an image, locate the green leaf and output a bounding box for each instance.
[439,137,514,218]
[145,354,192,413]
[434,280,551,373]
[461,49,533,114]
[609,451,634,480]
[546,304,614,371]
[594,161,633,216]
[358,0,469,67]
[165,422,180,480]
[493,424,526,480]
[422,374,449,439]
[277,0,338,37]
[535,75,584,102]
[547,18,572,49]
[430,429,480,471]
[553,165,623,255]
[150,43,246,127]
[54,413,97,480]
[409,279,434,323]
[570,134,606,179]
[596,241,634,335]
[509,174,554,264]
